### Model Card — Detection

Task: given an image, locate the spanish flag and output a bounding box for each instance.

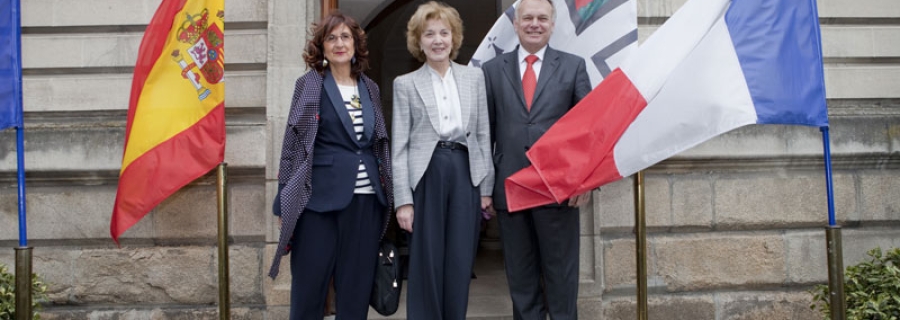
[111,0,225,243]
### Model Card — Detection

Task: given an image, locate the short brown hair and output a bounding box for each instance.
[405,1,464,62]
[303,11,369,76]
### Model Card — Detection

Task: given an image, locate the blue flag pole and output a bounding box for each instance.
[2,0,26,246]
[17,127,26,247]
[821,127,836,227]
[11,0,26,248]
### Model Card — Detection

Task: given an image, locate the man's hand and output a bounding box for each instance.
[396,204,414,232]
[568,191,591,207]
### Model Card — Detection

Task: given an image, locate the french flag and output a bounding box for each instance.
[505,0,829,211]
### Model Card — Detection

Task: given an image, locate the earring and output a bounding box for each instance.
[351,56,357,64]
[322,59,329,67]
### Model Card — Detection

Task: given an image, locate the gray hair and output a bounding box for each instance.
[515,0,556,21]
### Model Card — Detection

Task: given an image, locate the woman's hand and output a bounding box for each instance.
[481,196,495,219]
[396,204,414,232]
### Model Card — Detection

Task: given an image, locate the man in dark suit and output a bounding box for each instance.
[481,0,592,319]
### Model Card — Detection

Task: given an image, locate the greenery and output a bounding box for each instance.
[810,247,900,320]
[0,263,47,320]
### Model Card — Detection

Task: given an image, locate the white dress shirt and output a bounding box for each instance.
[518,46,547,81]
[428,65,466,144]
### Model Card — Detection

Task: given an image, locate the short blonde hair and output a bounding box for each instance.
[406,1,464,62]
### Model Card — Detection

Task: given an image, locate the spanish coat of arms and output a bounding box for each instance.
[171,8,225,101]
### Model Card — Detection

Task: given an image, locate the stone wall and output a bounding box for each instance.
[0,0,896,319]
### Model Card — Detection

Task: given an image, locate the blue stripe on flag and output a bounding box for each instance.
[0,0,22,130]
[726,0,828,127]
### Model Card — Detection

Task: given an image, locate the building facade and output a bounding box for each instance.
[0,0,898,319]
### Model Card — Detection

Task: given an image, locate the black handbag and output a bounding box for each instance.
[369,239,402,315]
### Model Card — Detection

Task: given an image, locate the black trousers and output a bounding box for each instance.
[406,146,481,320]
[289,194,384,320]
[497,205,580,320]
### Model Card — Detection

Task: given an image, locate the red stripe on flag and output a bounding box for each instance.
[111,103,224,242]
[505,68,647,211]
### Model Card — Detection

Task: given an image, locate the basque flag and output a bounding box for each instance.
[111,0,225,243]
[506,0,828,211]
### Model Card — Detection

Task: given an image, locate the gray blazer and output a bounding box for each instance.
[392,62,495,209]
[482,46,592,210]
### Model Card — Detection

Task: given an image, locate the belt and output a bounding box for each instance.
[437,141,467,151]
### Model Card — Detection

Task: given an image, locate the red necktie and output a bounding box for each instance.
[523,54,538,111]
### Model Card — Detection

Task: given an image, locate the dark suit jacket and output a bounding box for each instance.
[482,46,591,211]
[305,71,388,211]
[268,70,393,278]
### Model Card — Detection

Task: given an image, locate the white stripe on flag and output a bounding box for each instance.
[614,16,757,177]
[620,0,729,99]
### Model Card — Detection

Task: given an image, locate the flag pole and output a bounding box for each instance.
[12,0,33,318]
[821,127,846,319]
[633,171,648,320]
[216,163,230,320]
[807,0,843,314]
[15,125,31,320]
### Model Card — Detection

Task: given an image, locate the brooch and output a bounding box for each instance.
[350,94,362,109]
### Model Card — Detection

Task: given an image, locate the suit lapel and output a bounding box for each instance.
[451,63,472,131]
[323,70,361,146]
[532,47,559,109]
[358,76,375,145]
[500,51,528,110]
[412,65,442,132]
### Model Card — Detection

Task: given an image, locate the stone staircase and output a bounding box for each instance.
[364,248,514,320]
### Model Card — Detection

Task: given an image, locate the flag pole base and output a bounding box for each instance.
[633,172,648,320]
[15,247,33,320]
[217,163,230,320]
[826,226,846,320]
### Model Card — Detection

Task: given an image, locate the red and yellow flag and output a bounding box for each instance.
[111,0,225,243]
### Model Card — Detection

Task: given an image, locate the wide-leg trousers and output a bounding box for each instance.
[406,146,481,320]
[289,194,384,320]
[497,204,580,320]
